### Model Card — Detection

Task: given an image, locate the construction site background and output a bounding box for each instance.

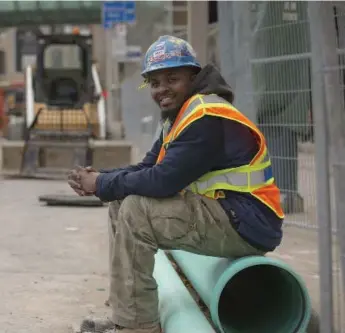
[0,2,344,333]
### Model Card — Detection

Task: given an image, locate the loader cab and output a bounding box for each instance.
[34,34,93,109]
[19,31,105,179]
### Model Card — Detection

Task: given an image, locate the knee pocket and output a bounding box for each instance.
[153,217,201,243]
[150,196,205,244]
[118,194,206,245]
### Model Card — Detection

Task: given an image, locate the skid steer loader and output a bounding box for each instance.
[20,30,106,179]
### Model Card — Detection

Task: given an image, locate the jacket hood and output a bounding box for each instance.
[188,64,234,103]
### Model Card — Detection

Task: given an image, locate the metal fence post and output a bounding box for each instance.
[308,3,335,331]
[217,1,234,86]
[231,2,256,123]
[218,1,256,122]
[320,4,345,330]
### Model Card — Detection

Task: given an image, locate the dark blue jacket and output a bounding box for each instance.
[96,65,283,251]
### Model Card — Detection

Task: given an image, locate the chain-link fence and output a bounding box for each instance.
[168,3,318,230]
[248,2,316,229]
[164,2,318,229]
[219,2,344,331]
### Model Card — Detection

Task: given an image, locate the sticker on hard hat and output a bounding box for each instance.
[166,50,182,58]
[153,49,165,58]
[155,41,166,50]
[142,35,201,75]
[147,50,183,65]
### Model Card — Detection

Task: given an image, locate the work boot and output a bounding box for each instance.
[80,317,115,332]
[79,317,162,333]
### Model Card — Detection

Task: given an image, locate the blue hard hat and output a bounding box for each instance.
[141,35,201,77]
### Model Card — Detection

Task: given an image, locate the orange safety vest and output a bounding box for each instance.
[156,93,284,219]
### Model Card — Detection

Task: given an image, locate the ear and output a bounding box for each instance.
[190,73,197,82]
[189,67,200,81]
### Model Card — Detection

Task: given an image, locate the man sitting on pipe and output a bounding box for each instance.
[67,35,284,333]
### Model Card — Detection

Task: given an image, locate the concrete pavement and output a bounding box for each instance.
[0,178,110,333]
[0,176,324,332]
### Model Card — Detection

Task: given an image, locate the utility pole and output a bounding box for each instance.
[218,1,234,86]
[187,1,208,66]
[105,27,115,138]
[105,27,123,140]
[112,24,126,139]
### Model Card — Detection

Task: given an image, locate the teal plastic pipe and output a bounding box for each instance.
[171,250,312,333]
[153,250,215,333]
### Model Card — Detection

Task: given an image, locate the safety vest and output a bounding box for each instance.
[156,94,284,219]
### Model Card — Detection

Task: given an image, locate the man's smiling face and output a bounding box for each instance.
[148,67,197,120]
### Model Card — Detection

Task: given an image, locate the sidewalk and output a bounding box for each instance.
[0,179,110,333]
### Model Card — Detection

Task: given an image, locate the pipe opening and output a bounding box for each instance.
[217,264,306,333]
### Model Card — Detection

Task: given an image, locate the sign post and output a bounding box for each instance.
[102,1,136,139]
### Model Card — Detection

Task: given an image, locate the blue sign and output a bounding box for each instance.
[102,1,136,29]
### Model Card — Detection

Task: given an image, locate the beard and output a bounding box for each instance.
[160,104,182,123]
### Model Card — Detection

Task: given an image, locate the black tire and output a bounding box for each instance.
[38,194,104,207]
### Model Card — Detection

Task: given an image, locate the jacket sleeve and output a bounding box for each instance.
[95,116,224,202]
[98,132,163,175]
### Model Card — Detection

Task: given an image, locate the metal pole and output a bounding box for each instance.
[319,3,345,329]
[308,3,334,332]
[313,3,345,330]
[105,27,115,139]
[164,1,174,35]
[231,1,256,123]
[112,43,123,139]
[334,164,345,330]
[217,1,234,86]
[187,1,208,67]
[218,1,257,121]
[105,26,123,140]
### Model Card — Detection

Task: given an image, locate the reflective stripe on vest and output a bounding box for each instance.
[187,153,272,194]
[156,93,284,219]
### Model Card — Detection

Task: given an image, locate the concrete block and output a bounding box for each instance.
[44,148,76,168]
[0,139,133,176]
[90,140,132,170]
[1,140,23,173]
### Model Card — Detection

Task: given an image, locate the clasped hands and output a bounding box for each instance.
[67,166,100,196]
